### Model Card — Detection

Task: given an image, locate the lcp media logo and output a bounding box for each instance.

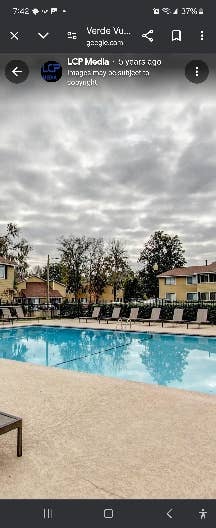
[41,61,62,82]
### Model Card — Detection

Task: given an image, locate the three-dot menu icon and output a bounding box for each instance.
[185,60,209,83]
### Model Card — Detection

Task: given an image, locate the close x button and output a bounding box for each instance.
[5,60,29,83]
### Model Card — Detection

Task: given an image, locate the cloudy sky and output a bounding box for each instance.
[0,73,215,269]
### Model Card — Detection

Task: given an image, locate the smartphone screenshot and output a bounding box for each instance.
[0,3,215,527]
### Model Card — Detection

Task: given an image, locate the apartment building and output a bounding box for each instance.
[158,262,216,302]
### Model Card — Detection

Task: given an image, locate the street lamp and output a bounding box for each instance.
[47,255,60,309]
[47,254,50,308]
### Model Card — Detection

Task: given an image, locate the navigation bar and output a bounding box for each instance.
[0,499,215,527]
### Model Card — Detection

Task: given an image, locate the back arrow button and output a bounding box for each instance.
[5,60,29,84]
[12,67,23,77]
[166,508,174,519]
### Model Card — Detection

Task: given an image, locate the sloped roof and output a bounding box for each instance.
[17,275,66,286]
[0,256,17,266]
[17,275,46,284]
[158,263,216,278]
[19,282,63,298]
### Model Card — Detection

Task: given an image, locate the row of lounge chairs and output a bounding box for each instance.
[0,305,212,329]
[0,306,39,324]
[79,306,212,328]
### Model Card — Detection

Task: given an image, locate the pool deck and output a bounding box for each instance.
[0,318,216,499]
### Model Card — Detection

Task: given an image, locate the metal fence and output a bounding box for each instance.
[143,299,216,308]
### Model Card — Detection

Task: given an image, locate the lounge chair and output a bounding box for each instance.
[0,307,16,324]
[140,307,161,326]
[118,307,140,328]
[187,308,210,329]
[0,411,22,457]
[15,305,41,322]
[128,307,139,322]
[100,306,121,324]
[161,308,185,328]
[79,306,101,323]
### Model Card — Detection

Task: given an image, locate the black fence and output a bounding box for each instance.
[144,299,216,308]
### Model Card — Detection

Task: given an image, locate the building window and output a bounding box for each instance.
[186,276,197,284]
[187,293,198,301]
[199,292,210,301]
[31,298,39,305]
[165,277,176,285]
[0,265,6,279]
[198,274,209,283]
[165,293,176,301]
[209,274,216,283]
[210,292,216,301]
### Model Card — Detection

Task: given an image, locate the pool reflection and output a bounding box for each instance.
[0,327,215,393]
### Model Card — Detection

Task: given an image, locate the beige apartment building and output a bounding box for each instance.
[0,256,16,303]
[158,262,216,302]
[68,285,124,304]
[15,275,124,305]
[15,276,66,305]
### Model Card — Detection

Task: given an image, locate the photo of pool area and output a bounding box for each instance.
[0,325,215,394]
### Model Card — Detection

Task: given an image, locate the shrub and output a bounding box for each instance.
[59,301,216,324]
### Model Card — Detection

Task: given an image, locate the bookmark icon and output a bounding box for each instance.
[171,29,182,42]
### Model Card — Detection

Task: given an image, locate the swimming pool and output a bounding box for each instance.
[0,326,216,394]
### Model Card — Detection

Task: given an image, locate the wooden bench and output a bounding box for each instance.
[0,412,22,457]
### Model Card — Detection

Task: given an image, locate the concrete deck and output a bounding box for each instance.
[0,319,216,499]
[1,316,216,336]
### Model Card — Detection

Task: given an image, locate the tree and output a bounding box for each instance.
[105,239,130,302]
[31,265,43,277]
[139,231,186,298]
[85,238,107,303]
[124,275,144,303]
[40,262,66,284]
[58,236,91,301]
[0,223,31,281]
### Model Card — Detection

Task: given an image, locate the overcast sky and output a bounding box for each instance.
[0,78,215,269]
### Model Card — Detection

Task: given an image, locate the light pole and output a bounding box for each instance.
[47,255,61,309]
[153,262,159,302]
[47,254,50,308]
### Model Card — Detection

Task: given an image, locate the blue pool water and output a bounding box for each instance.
[0,326,216,394]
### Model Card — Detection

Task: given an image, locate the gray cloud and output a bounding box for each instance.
[0,82,216,268]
